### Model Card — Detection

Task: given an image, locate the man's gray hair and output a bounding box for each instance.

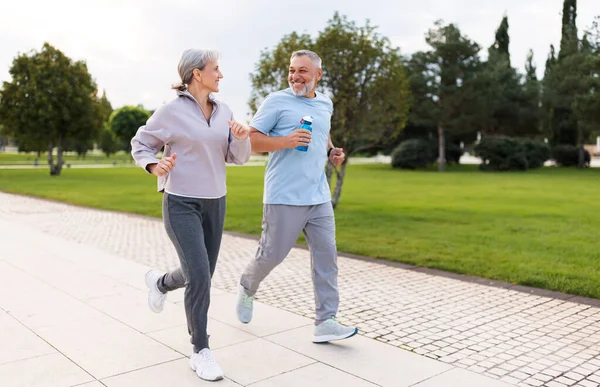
[172,49,220,91]
[291,50,322,69]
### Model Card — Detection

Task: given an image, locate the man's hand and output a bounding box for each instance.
[148,153,177,177]
[329,147,345,167]
[283,129,312,149]
[228,120,249,140]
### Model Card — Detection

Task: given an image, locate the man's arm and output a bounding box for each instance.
[249,127,311,152]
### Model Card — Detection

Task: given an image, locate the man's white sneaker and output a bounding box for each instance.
[189,348,224,381]
[313,317,358,343]
[145,269,166,313]
[236,284,254,324]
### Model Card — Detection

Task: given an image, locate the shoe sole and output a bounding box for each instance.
[312,327,359,343]
[190,363,224,381]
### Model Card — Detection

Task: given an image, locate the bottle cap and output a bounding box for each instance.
[301,115,313,124]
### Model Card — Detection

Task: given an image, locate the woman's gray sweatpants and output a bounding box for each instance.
[240,202,339,325]
[157,193,226,353]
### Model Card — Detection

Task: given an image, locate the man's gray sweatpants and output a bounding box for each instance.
[240,202,339,324]
[158,193,225,353]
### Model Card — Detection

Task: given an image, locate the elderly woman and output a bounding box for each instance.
[131,48,250,381]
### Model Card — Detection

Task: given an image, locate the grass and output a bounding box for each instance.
[1,164,599,298]
[0,151,134,165]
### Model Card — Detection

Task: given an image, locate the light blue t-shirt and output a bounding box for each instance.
[250,88,333,205]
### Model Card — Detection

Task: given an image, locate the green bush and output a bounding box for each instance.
[474,136,528,171]
[520,138,550,169]
[551,145,591,167]
[391,139,433,169]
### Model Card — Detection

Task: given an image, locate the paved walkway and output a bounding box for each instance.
[1,192,599,387]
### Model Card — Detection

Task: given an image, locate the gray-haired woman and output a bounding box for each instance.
[131,49,251,381]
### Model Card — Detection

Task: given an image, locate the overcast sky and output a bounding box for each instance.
[1,0,598,121]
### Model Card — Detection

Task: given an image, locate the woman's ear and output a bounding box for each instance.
[193,68,202,81]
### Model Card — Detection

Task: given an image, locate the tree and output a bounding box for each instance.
[584,17,600,141]
[95,91,117,158]
[490,15,510,65]
[543,0,580,147]
[559,0,578,59]
[0,42,102,175]
[410,21,482,171]
[475,16,541,138]
[98,91,113,123]
[109,106,150,152]
[0,124,8,151]
[543,5,599,167]
[248,12,410,207]
[248,32,313,117]
[314,13,410,205]
[542,45,559,142]
[406,51,438,134]
[98,124,119,158]
[565,34,600,166]
[68,91,111,159]
[519,50,542,136]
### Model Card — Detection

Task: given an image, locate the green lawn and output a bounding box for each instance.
[1,164,599,298]
[0,152,134,165]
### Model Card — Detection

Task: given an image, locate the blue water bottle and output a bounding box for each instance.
[295,115,313,152]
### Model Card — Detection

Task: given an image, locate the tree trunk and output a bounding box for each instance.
[577,125,584,168]
[438,126,446,172]
[325,161,334,188]
[50,135,63,176]
[331,162,347,209]
[47,143,53,170]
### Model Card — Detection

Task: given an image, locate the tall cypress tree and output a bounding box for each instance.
[490,15,510,66]
[520,50,541,135]
[542,1,579,145]
[478,15,534,136]
[559,0,578,59]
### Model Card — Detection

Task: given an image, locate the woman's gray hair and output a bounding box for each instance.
[290,50,322,69]
[172,49,220,91]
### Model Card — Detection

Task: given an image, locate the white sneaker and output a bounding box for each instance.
[189,348,224,381]
[313,317,358,343]
[145,269,166,313]
[236,284,254,324]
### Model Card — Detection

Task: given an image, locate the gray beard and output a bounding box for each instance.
[289,79,315,97]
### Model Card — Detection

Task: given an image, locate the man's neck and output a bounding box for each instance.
[301,89,317,98]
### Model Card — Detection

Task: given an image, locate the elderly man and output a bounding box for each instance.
[236,50,357,343]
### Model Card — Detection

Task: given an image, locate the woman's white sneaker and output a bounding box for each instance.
[189,348,224,381]
[145,270,167,313]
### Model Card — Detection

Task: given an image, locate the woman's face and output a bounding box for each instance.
[194,61,223,93]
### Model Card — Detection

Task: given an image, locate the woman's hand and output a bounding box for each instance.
[228,120,249,140]
[148,153,177,176]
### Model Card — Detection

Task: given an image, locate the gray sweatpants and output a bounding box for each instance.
[240,202,339,324]
[158,193,226,353]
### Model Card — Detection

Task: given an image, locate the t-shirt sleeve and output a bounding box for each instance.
[249,94,278,135]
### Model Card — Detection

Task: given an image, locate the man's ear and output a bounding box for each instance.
[317,68,323,81]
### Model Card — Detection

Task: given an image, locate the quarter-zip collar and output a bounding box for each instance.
[177,89,219,127]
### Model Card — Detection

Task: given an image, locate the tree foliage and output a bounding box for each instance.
[0,42,103,175]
